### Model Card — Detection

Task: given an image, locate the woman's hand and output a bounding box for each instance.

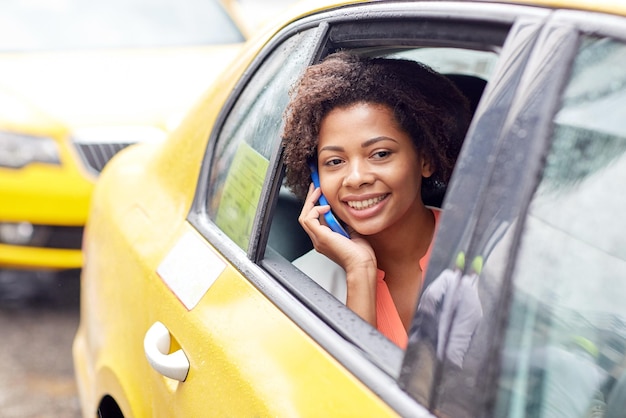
[299,183,378,325]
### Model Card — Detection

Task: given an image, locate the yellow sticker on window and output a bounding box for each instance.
[215,142,269,249]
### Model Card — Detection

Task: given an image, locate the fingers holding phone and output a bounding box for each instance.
[299,183,342,243]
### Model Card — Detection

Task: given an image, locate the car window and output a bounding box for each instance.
[206,28,319,250]
[495,36,626,417]
[262,7,524,384]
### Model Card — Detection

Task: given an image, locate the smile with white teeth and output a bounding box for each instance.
[346,195,387,210]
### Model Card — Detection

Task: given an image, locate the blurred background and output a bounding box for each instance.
[0,1,296,416]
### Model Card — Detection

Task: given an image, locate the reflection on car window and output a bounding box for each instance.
[496,36,626,418]
[207,28,318,250]
[0,0,243,51]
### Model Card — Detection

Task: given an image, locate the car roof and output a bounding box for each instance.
[286,0,626,20]
[486,0,626,15]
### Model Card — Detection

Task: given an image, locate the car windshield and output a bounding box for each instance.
[0,0,244,52]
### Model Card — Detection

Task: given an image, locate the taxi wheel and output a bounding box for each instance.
[97,395,124,418]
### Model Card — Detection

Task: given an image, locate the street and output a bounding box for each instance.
[0,270,81,418]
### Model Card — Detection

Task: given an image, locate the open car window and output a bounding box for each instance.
[278,45,498,299]
[260,4,522,382]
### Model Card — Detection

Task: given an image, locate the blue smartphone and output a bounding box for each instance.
[309,163,350,238]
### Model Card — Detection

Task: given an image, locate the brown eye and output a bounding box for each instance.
[372,150,391,160]
[326,158,343,166]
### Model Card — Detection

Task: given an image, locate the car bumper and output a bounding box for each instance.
[0,243,82,269]
[0,163,92,269]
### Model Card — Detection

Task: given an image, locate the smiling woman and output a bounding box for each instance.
[282,52,471,347]
[0,0,244,52]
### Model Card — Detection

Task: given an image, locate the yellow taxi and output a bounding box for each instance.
[0,0,245,273]
[74,0,626,416]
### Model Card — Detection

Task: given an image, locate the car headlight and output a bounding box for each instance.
[0,131,61,169]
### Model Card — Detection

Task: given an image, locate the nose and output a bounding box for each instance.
[342,161,374,188]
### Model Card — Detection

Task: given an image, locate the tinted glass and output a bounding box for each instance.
[399,20,543,417]
[207,28,318,250]
[496,36,626,418]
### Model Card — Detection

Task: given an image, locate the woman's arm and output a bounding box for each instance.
[299,184,378,326]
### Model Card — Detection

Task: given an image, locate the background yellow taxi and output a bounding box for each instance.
[74,0,626,416]
[0,0,245,273]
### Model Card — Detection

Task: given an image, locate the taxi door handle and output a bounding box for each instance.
[144,321,189,382]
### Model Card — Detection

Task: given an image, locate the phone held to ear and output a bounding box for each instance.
[309,163,350,238]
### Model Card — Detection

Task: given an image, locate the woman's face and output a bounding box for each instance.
[316,102,433,237]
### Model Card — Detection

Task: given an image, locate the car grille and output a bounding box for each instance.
[74,143,132,173]
[0,224,84,249]
[46,225,84,249]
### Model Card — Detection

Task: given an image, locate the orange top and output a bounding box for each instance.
[375,209,440,348]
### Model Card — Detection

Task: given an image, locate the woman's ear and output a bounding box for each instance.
[421,155,435,178]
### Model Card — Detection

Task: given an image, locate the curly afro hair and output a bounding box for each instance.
[282,51,471,202]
